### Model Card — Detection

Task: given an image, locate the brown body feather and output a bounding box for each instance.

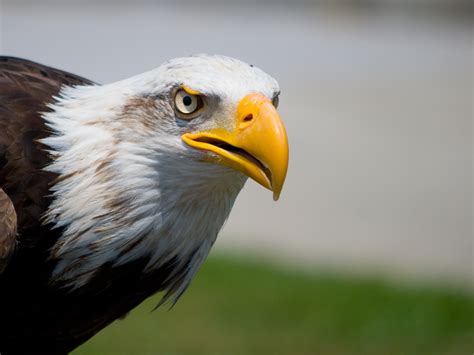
[0,57,183,354]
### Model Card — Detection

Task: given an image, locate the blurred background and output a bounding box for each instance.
[1,0,472,354]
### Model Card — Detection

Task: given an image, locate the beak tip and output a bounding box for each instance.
[272,191,281,201]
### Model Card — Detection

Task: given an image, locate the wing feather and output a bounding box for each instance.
[0,56,94,234]
[0,188,17,273]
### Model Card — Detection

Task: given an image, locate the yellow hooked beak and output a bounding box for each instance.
[182,93,289,200]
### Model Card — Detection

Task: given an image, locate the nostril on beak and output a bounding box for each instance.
[243,114,253,122]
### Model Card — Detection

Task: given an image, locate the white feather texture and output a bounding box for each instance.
[40,55,279,300]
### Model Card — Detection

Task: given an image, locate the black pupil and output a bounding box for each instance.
[183,96,193,106]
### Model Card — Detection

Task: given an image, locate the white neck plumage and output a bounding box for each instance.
[40,81,246,301]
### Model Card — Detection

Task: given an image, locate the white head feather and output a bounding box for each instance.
[40,55,279,301]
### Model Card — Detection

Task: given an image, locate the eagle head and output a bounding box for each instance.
[125,54,288,200]
[42,54,288,300]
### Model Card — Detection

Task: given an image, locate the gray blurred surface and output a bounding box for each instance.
[0,1,472,285]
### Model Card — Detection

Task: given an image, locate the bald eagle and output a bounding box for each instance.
[0,55,288,354]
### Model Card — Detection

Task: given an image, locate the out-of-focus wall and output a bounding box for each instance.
[0,0,471,286]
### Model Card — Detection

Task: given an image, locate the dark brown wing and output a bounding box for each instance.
[0,56,94,234]
[0,188,16,273]
[0,57,95,353]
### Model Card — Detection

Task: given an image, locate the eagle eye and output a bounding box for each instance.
[174,89,203,118]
